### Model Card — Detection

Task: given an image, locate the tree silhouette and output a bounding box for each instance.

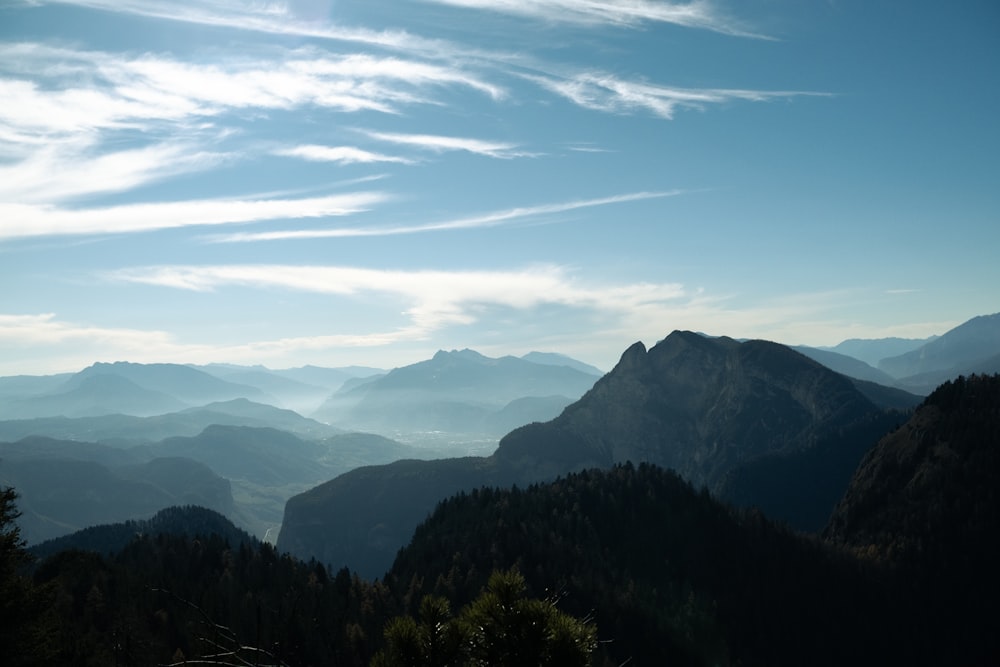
[0,485,57,665]
[372,569,596,667]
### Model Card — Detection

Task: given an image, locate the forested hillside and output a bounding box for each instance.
[387,464,903,667]
[825,373,1000,666]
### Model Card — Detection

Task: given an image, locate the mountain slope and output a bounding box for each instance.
[792,345,898,385]
[279,457,520,578]
[0,448,234,544]
[311,349,599,434]
[520,351,604,376]
[825,374,1000,560]
[821,336,932,367]
[496,332,879,490]
[878,312,1000,380]
[0,398,340,446]
[146,425,329,487]
[1,374,189,419]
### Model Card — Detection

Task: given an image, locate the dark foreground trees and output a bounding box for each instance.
[0,485,57,665]
[372,569,596,667]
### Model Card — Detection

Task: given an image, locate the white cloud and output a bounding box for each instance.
[22,0,478,58]
[362,130,527,158]
[0,40,508,208]
[209,190,679,242]
[421,0,767,37]
[526,71,824,119]
[275,144,415,165]
[0,43,499,139]
[0,192,387,241]
[0,140,229,204]
[105,263,689,333]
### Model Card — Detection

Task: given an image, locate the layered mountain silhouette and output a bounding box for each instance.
[0,398,341,445]
[820,336,932,367]
[1,422,428,543]
[877,313,999,383]
[792,345,900,386]
[193,363,383,414]
[0,362,267,419]
[310,348,601,436]
[0,438,234,543]
[278,331,900,577]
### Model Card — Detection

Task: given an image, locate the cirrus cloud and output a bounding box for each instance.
[0,191,388,241]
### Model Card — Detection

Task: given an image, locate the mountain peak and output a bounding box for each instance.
[499,332,878,492]
[615,341,647,371]
[432,348,489,363]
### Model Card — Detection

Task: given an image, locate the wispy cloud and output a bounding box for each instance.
[208,190,679,242]
[421,0,768,38]
[0,192,387,241]
[0,40,502,206]
[526,71,825,119]
[275,144,415,166]
[0,312,173,347]
[0,140,229,204]
[0,43,500,141]
[362,130,528,158]
[105,262,689,333]
[24,0,463,55]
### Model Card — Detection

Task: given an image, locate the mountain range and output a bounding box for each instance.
[5,314,998,665]
[17,371,998,665]
[278,331,913,577]
[2,313,996,564]
[810,312,1000,394]
[310,348,602,440]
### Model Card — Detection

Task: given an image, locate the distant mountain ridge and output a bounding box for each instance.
[820,336,933,367]
[877,312,1000,392]
[0,398,341,445]
[0,362,269,419]
[792,345,899,387]
[519,351,604,376]
[70,361,272,405]
[311,348,600,435]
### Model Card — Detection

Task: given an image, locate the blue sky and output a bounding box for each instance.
[1,0,998,376]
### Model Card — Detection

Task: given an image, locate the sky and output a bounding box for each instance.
[1,0,998,376]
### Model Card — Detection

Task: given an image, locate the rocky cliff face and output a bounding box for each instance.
[496,331,877,491]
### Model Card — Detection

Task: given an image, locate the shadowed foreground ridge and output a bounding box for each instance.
[388,463,903,667]
[824,374,1000,666]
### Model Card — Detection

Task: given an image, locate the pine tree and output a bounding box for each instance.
[0,485,57,665]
